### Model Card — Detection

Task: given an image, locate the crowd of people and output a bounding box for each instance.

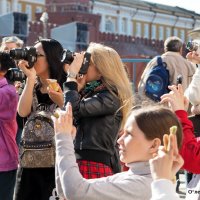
[0,34,200,200]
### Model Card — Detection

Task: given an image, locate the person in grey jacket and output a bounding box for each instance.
[52,102,182,200]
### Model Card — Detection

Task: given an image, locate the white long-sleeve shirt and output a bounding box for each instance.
[185,64,200,106]
[151,179,180,200]
[55,133,153,200]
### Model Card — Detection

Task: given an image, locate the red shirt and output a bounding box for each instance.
[176,110,200,174]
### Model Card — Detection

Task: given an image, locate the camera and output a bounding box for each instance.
[0,51,26,82]
[61,49,91,74]
[10,46,37,68]
[5,68,26,82]
[186,41,200,54]
[176,75,183,85]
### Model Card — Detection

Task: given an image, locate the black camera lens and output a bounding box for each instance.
[10,48,27,60]
[0,51,16,72]
[9,47,37,68]
[61,49,74,64]
[5,68,26,82]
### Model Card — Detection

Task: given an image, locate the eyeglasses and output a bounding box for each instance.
[36,52,45,57]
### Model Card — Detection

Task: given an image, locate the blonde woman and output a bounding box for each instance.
[63,43,133,178]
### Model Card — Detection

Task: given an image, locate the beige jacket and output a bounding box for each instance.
[138,51,196,94]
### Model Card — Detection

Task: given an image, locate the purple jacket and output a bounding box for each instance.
[0,78,18,171]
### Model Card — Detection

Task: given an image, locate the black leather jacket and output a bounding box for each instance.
[63,81,122,171]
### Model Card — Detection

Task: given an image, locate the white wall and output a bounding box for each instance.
[92,1,200,37]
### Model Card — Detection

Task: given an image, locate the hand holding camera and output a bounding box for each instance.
[186,41,200,64]
[186,51,200,64]
[62,49,91,76]
[66,52,85,76]
[18,59,36,80]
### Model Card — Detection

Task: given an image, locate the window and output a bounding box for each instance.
[159,26,164,40]
[35,6,43,13]
[151,25,156,39]
[26,4,32,21]
[7,1,11,12]
[105,18,114,33]
[166,27,171,38]
[173,28,178,36]
[136,22,141,37]
[180,30,185,41]
[121,18,127,34]
[18,3,22,12]
[144,23,149,38]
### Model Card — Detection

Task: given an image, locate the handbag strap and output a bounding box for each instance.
[32,86,39,112]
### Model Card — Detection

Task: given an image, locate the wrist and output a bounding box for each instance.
[67,77,77,82]
[27,76,36,82]
[67,71,78,79]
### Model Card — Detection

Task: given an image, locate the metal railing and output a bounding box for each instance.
[122,58,151,91]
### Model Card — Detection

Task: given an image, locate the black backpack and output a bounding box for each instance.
[145,56,170,101]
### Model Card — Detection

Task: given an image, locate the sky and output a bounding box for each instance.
[144,0,200,14]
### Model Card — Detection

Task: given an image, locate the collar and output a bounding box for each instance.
[0,77,8,88]
[163,51,181,57]
[126,161,151,176]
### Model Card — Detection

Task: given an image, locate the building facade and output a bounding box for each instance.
[0,0,45,21]
[92,0,200,42]
[1,0,200,85]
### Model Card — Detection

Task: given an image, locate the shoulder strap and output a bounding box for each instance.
[157,56,167,68]
[32,86,38,112]
[157,56,163,65]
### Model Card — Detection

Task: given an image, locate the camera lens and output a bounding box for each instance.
[9,47,37,68]
[61,49,74,64]
[6,68,26,82]
[10,48,27,60]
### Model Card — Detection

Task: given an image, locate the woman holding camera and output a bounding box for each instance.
[14,38,65,200]
[0,53,18,200]
[63,43,133,178]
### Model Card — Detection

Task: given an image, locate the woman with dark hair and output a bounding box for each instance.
[14,38,65,200]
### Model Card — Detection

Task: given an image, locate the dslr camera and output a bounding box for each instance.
[0,46,37,82]
[61,49,91,74]
[10,46,37,68]
[0,51,26,82]
[186,41,200,54]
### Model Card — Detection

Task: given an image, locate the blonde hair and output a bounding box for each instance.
[87,43,133,127]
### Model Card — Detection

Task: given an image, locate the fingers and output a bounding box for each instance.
[64,64,70,73]
[163,134,169,152]
[18,60,29,71]
[52,102,72,122]
[168,134,174,157]
[172,134,179,157]
[177,84,183,96]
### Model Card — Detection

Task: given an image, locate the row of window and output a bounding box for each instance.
[5,2,43,20]
[105,18,186,41]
